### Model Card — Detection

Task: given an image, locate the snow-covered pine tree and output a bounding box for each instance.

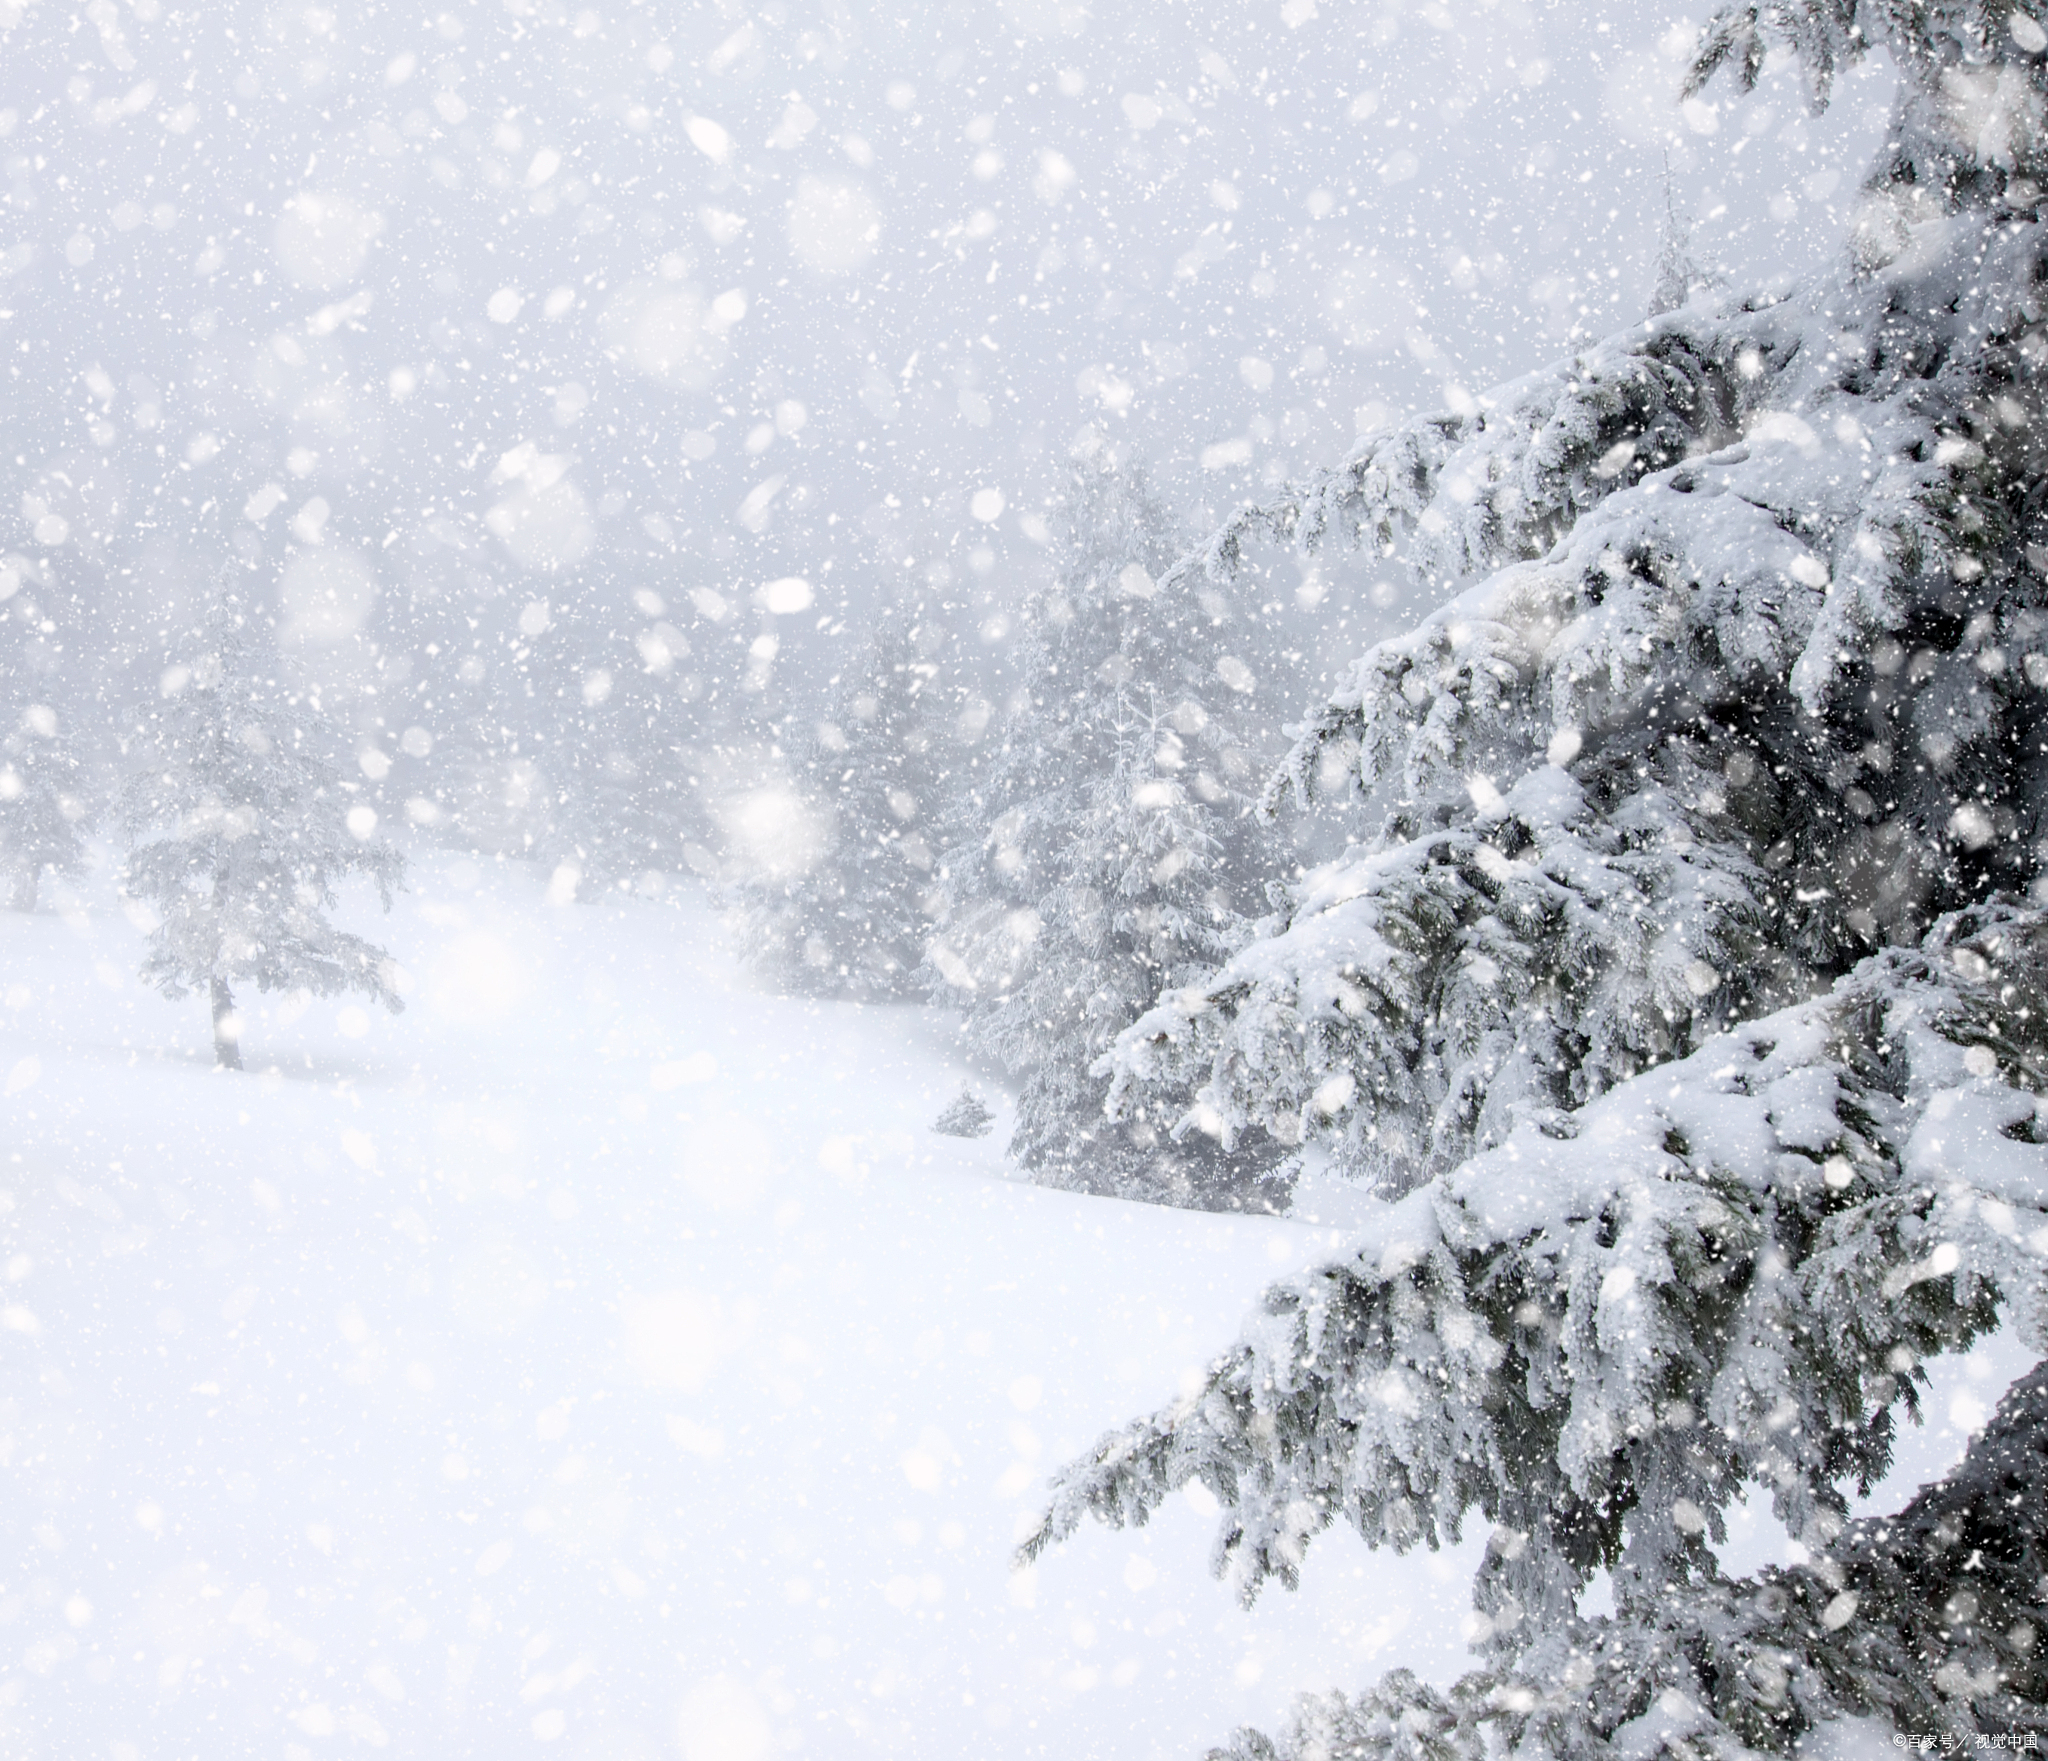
[123,590,406,1068]
[932,1085,996,1138]
[1028,4,2048,1752]
[0,557,93,912]
[0,702,90,911]
[729,604,946,998]
[928,446,1282,1208]
[532,612,710,900]
[1648,153,1717,318]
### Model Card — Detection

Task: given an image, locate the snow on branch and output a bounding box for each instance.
[1164,307,1777,619]
[1688,3,2048,232]
[1205,1357,2048,1761]
[1031,905,2048,1656]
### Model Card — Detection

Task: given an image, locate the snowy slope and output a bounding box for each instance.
[0,853,1486,1760]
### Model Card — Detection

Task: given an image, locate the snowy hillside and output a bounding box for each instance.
[0,852,1488,1758]
[1,852,2020,1757]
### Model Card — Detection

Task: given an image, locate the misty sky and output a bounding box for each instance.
[1,0,1893,706]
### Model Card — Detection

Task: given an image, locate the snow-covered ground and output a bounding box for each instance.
[2,851,2024,1759]
[0,851,1486,1760]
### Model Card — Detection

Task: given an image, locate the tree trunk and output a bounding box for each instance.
[211,976,243,1070]
[5,866,35,913]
